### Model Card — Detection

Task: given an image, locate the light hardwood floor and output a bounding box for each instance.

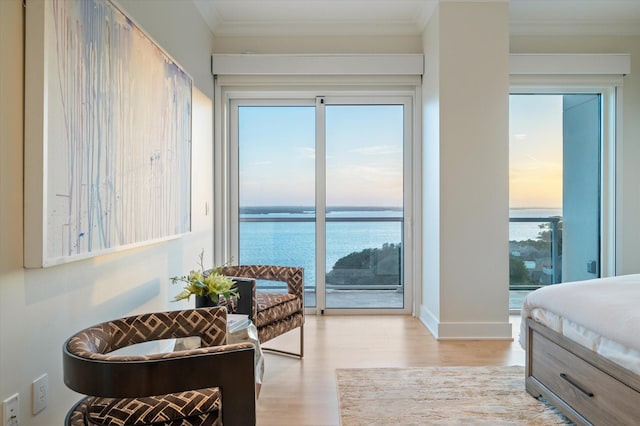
[255,315,525,426]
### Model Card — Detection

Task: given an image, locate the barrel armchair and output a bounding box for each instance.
[218,265,304,358]
[63,307,256,426]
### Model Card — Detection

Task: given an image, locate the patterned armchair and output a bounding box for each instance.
[63,307,255,426]
[218,265,304,358]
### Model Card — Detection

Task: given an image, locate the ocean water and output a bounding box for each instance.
[240,209,401,287]
[509,208,562,242]
[239,207,561,286]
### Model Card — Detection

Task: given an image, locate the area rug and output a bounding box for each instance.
[336,365,572,425]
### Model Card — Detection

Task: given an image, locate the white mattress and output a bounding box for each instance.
[519,274,640,376]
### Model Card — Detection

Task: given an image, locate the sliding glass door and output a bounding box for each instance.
[324,104,404,309]
[509,93,604,310]
[230,96,412,313]
[234,102,317,302]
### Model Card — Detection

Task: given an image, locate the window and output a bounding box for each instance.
[229,95,414,314]
[509,90,614,311]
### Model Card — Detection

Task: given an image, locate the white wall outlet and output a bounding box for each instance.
[31,374,48,415]
[2,393,19,426]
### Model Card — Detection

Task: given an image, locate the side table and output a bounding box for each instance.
[227,314,264,396]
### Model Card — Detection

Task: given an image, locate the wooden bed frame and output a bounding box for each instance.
[525,318,640,425]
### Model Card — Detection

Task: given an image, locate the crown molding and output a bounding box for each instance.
[192,0,222,34]
[192,0,640,38]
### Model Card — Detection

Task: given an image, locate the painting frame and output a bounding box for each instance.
[24,0,192,268]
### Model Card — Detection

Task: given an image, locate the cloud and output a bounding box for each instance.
[297,147,315,159]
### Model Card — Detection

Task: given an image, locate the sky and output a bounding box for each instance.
[239,106,316,206]
[238,97,564,209]
[239,104,404,207]
[509,95,563,209]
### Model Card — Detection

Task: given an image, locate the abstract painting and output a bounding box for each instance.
[25,0,192,267]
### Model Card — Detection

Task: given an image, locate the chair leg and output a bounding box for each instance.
[262,326,304,359]
[300,325,304,358]
[65,398,89,426]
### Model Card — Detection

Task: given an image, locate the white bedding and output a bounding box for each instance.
[519,274,640,375]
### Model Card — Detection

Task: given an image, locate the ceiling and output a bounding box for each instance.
[192,0,640,37]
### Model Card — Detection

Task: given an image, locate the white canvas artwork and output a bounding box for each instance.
[25,0,192,267]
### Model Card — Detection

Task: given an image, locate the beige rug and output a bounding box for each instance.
[336,365,571,425]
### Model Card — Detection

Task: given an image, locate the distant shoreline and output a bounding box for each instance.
[509,207,562,210]
[241,206,561,215]
[240,206,403,215]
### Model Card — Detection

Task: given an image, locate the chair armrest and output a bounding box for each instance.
[67,308,230,355]
[63,342,255,398]
[220,265,305,299]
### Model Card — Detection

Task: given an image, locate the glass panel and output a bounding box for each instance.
[509,94,601,310]
[561,94,601,282]
[325,105,404,309]
[237,106,317,306]
[509,95,563,310]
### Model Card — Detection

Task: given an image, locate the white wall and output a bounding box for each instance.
[0,0,215,423]
[213,35,423,54]
[421,2,512,339]
[510,36,640,276]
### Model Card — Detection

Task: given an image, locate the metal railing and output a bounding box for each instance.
[240,216,402,223]
[240,214,404,292]
[509,216,562,286]
[241,215,561,291]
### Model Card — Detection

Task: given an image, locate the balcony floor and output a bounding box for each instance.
[302,289,531,311]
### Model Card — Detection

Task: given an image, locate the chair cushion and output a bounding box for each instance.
[84,388,221,426]
[258,312,304,344]
[255,292,303,328]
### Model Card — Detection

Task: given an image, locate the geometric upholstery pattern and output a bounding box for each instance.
[255,293,301,328]
[63,307,256,426]
[84,388,221,426]
[67,309,229,360]
[218,265,304,358]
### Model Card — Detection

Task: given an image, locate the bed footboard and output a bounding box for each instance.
[525,318,640,425]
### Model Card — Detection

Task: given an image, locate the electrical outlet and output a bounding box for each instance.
[31,374,48,415]
[2,393,19,426]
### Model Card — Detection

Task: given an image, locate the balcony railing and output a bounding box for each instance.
[509,216,562,288]
[240,214,558,310]
[239,214,404,292]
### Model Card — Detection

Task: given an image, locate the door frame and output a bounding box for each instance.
[510,79,618,278]
[223,89,418,315]
[316,95,414,315]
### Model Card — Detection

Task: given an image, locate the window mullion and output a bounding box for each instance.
[315,96,327,313]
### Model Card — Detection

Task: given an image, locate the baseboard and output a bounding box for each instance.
[419,305,513,340]
[419,305,439,338]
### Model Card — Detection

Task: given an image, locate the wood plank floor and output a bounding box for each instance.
[255,315,525,426]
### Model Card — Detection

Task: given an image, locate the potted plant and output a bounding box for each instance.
[171,250,238,307]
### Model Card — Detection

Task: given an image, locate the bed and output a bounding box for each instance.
[519,274,640,425]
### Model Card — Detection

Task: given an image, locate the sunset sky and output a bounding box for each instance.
[509,95,563,209]
[238,96,564,210]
